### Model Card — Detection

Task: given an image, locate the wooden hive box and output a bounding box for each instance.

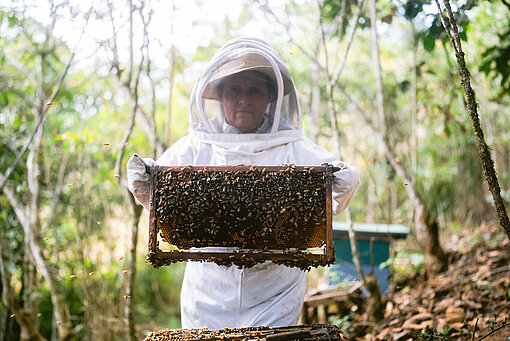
[144,324,347,340]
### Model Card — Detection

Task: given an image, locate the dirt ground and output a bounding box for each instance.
[346,221,510,340]
[142,222,509,340]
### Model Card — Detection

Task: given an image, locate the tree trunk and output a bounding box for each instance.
[0,233,45,341]
[369,0,385,133]
[365,273,384,322]
[309,45,321,143]
[384,144,447,274]
[109,5,157,336]
[0,4,85,340]
[2,310,21,341]
[21,243,37,341]
[414,199,447,275]
[366,177,376,223]
[410,20,418,185]
[346,211,383,322]
[369,0,447,275]
[26,115,74,340]
[165,0,176,146]
[125,196,143,341]
[338,83,449,275]
[319,0,384,322]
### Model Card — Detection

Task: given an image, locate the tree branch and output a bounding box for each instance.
[0,234,18,313]
[0,234,46,341]
[43,151,70,230]
[107,0,122,76]
[258,2,328,75]
[317,0,331,76]
[165,0,176,146]
[1,185,28,228]
[317,0,380,315]
[126,0,135,88]
[140,4,159,158]
[0,7,91,193]
[435,0,510,241]
[336,0,347,41]
[113,2,148,179]
[501,0,510,11]
[114,60,143,180]
[3,54,44,101]
[370,0,386,133]
[331,0,364,88]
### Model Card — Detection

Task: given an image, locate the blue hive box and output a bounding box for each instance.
[329,222,410,293]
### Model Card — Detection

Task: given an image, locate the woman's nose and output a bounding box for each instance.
[237,91,251,104]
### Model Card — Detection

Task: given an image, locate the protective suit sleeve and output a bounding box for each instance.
[156,136,195,166]
[330,160,360,215]
[127,154,156,210]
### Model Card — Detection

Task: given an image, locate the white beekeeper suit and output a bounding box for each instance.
[127,37,360,329]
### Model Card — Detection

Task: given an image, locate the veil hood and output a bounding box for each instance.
[188,37,303,149]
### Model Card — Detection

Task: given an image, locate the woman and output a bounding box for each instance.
[127,37,360,329]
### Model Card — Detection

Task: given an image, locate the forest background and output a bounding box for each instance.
[1,0,509,340]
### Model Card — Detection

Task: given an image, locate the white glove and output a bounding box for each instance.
[127,154,156,210]
[331,160,360,215]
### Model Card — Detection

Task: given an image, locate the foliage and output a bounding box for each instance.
[0,4,184,338]
[135,262,184,332]
[1,0,510,338]
[414,326,452,340]
[478,314,510,340]
[414,315,510,341]
[380,248,425,276]
[480,21,510,98]
[328,314,353,332]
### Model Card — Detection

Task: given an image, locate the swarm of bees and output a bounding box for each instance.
[143,324,345,340]
[146,164,336,270]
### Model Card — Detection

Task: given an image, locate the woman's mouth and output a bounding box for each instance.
[235,111,254,116]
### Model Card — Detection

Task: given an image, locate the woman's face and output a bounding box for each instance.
[219,71,273,133]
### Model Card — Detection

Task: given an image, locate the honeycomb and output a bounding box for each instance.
[146,164,335,270]
[144,324,346,340]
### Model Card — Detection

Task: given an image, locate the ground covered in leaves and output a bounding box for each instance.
[349,221,510,341]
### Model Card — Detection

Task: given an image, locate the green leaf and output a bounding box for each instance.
[423,34,436,52]
[479,60,491,73]
[459,30,467,41]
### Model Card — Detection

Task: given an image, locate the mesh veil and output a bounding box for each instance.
[189,38,302,135]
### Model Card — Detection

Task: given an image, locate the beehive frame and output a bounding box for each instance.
[144,324,346,340]
[146,164,336,270]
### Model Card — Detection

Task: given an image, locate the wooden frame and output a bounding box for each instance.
[146,164,336,269]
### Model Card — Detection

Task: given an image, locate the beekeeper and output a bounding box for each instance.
[127,37,360,329]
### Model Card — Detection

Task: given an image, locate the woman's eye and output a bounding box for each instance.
[250,88,262,94]
[229,86,241,94]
